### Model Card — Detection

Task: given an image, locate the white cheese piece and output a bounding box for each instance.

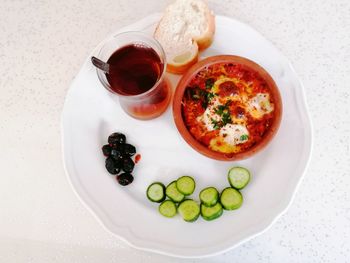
[198,98,221,131]
[219,124,249,146]
[248,93,273,118]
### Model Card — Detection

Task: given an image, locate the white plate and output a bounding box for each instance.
[61,14,313,258]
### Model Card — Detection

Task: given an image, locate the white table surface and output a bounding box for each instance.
[1,0,349,262]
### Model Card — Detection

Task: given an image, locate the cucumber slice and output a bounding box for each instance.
[159,200,177,218]
[166,181,185,202]
[178,199,200,222]
[199,187,219,207]
[146,182,165,203]
[176,176,195,195]
[201,202,223,221]
[220,187,243,210]
[228,167,251,189]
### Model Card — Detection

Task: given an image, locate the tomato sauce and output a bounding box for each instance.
[182,62,276,154]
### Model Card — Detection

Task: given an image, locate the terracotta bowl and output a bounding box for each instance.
[172,55,283,161]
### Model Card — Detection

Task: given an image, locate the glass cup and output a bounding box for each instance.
[96,31,172,120]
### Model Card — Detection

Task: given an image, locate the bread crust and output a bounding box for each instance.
[193,10,215,50]
[154,0,215,74]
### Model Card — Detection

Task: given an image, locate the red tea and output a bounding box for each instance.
[104,43,172,120]
[106,44,163,96]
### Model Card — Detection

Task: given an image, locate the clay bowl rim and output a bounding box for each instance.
[172,55,283,161]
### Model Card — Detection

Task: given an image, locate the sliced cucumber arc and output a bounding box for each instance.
[159,200,177,218]
[166,181,185,202]
[178,199,200,222]
[199,187,219,207]
[220,187,243,210]
[201,202,223,221]
[146,182,165,203]
[176,176,196,195]
[228,167,251,189]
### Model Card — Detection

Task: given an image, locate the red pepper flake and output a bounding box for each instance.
[135,154,141,164]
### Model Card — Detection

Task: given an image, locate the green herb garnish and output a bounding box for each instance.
[222,111,232,125]
[240,134,249,141]
[210,103,233,129]
[187,87,207,101]
[210,118,220,130]
[202,92,215,109]
[205,78,215,89]
[214,105,226,115]
[206,92,215,101]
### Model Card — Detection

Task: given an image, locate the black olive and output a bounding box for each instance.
[122,157,135,173]
[117,173,134,186]
[108,132,126,146]
[114,159,122,169]
[123,144,136,156]
[114,143,125,151]
[102,144,112,157]
[105,157,118,175]
[110,148,122,160]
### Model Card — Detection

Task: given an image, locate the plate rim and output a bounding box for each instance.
[61,13,313,258]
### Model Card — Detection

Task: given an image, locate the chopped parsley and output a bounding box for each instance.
[210,118,220,130]
[211,103,233,129]
[240,134,249,141]
[202,92,215,108]
[186,87,207,101]
[222,111,232,125]
[214,105,226,115]
[206,92,215,101]
[205,78,215,89]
